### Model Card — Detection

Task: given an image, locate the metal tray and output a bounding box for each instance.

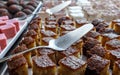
[0,1,42,59]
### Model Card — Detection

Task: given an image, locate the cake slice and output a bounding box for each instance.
[86,55,110,75]
[32,55,56,75]
[7,54,28,75]
[58,55,87,75]
[37,48,56,63]
[105,39,120,50]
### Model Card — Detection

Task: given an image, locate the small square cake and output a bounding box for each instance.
[75,19,88,28]
[0,33,7,49]
[58,55,87,75]
[107,49,120,68]
[44,24,57,33]
[86,55,110,75]
[109,19,120,29]
[26,29,40,46]
[32,55,56,75]
[7,54,28,75]
[85,31,100,40]
[113,60,120,75]
[40,30,57,39]
[12,44,32,68]
[105,39,120,50]
[37,48,56,63]
[87,44,107,58]
[56,46,80,63]
[0,23,17,39]
[83,38,100,56]
[100,33,120,46]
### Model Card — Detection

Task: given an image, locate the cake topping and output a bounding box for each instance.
[87,55,110,74]
[60,55,86,70]
[87,45,107,58]
[106,39,120,48]
[61,46,78,56]
[12,44,27,54]
[102,33,119,39]
[32,55,55,68]
[38,48,55,55]
[22,36,34,45]
[41,30,56,37]
[110,49,120,59]
[61,25,76,31]
[7,54,27,70]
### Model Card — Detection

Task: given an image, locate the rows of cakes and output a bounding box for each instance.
[5,0,120,75]
[41,0,120,22]
[5,13,120,75]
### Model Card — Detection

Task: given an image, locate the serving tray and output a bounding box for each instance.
[0,1,42,59]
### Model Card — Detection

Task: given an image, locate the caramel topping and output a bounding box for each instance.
[38,48,55,55]
[45,25,56,28]
[32,55,55,68]
[85,31,100,38]
[62,20,74,25]
[106,39,120,48]
[61,25,76,31]
[22,36,34,45]
[29,24,39,30]
[12,44,28,54]
[88,45,106,57]
[60,56,86,70]
[27,29,37,36]
[103,33,119,39]
[45,16,56,21]
[61,46,78,56]
[45,21,57,25]
[92,19,104,26]
[7,55,27,70]
[87,55,110,74]
[41,30,56,37]
[110,49,120,59]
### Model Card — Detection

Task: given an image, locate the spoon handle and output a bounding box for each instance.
[0,46,49,63]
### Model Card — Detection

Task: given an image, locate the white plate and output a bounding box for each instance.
[0,1,42,59]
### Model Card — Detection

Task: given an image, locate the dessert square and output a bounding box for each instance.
[56,46,80,63]
[86,55,110,75]
[105,39,120,50]
[37,48,56,63]
[7,54,28,75]
[58,55,87,75]
[32,55,56,75]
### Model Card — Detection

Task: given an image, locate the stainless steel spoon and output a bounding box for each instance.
[0,24,93,63]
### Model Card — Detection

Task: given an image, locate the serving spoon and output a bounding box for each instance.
[0,24,93,63]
